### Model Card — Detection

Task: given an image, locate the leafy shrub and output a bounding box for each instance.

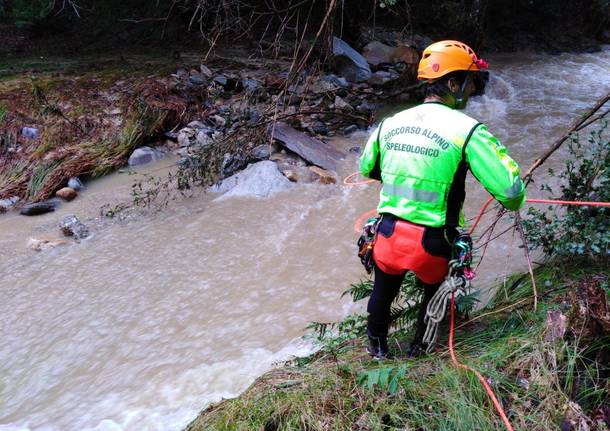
[307,271,479,354]
[9,0,54,27]
[305,314,368,359]
[523,121,609,261]
[357,365,408,393]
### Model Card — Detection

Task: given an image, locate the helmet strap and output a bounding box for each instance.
[453,74,472,110]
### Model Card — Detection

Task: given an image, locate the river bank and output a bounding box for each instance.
[0,37,413,209]
[185,263,610,431]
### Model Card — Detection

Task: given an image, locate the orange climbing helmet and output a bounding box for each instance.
[417,40,488,81]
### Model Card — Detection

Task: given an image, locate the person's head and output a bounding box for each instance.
[417,40,489,109]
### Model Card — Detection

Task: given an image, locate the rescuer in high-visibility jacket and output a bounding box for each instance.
[360,40,526,359]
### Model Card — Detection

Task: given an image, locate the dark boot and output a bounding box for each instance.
[367,335,390,359]
[407,340,428,358]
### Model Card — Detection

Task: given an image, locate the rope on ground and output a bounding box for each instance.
[422,263,469,350]
[449,291,515,431]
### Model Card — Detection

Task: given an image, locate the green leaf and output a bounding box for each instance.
[367,369,380,390]
[379,366,393,389]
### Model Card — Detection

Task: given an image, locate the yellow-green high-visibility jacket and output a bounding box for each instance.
[360,102,525,227]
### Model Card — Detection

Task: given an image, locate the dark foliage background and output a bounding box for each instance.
[0,0,608,55]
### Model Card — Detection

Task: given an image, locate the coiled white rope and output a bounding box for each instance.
[422,261,470,352]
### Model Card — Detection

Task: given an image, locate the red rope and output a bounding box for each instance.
[353,209,379,233]
[526,198,610,207]
[468,196,495,235]
[343,172,377,186]
[450,292,515,431]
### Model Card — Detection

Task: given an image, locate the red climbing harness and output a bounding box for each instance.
[373,218,450,284]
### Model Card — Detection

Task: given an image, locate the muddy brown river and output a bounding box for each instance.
[1,47,609,430]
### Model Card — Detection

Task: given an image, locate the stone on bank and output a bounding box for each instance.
[331,37,372,83]
[210,160,295,200]
[128,146,165,167]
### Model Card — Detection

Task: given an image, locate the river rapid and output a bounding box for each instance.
[1,47,609,431]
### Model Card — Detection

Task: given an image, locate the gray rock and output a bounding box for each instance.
[196,130,212,147]
[269,122,345,172]
[188,121,207,129]
[68,177,84,191]
[211,161,294,199]
[200,64,213,77]
[59,215,90,240]
[20,201,57,216]
[178,127,196,147]
[242,78,260,93]
[211,115,226,127]
[0,196,19,212]
[248,110,262,125]
[189,74,207,86]
[368,70,394,86]
[127,146,164,167]
[331,37,372,83]
[310,121,329,135]
[164,131,179,140]
[334,95,353,111]
[21,127,39,139]
[308,79,337,94]
[413,34,434,52]
[356,100,376,114]
[322,74,349,88]
[343,124,359,135]
[250,144,271,161]
[213,75,228,86]
[221,152,248,178]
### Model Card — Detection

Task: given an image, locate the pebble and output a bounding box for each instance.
[68,177,84,191]
[56,187,77,201]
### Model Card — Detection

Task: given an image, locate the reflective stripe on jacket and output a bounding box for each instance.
[360,102,525,227]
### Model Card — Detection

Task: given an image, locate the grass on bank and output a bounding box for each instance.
[185,262,610,431]
[0,66,182,201]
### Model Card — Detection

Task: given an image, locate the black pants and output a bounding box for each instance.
[367,265,441,344]
[366,219,457,344]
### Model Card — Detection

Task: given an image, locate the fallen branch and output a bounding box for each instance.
[515,211,538,311]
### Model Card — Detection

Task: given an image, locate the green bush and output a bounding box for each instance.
[7,0,54,27]
[523,121,609,261]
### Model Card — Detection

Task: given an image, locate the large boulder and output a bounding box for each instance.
[331,37,372,83]
[211,161,294,200]
[362,41,396,66]
[127,146,164,167]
